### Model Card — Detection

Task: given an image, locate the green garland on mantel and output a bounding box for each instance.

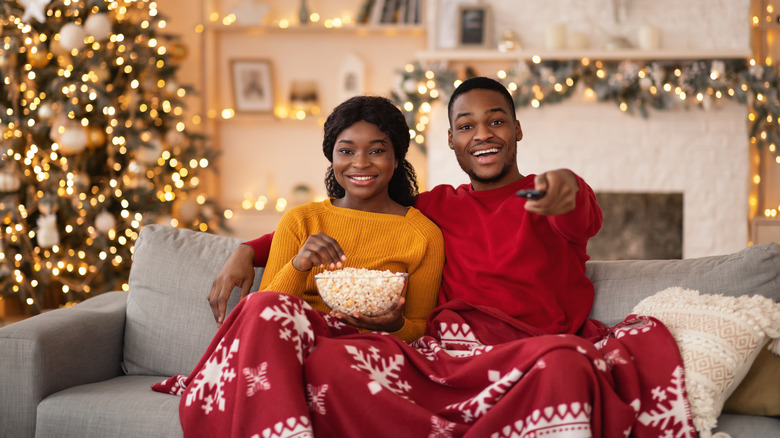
[390,59,779,160]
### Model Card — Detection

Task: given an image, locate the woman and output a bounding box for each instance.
[153,96,445,437]
[257,95,444,341]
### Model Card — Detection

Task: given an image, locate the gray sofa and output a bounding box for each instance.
[1,224,778,437]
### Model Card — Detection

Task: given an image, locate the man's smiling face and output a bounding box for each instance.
[448,88,523,191]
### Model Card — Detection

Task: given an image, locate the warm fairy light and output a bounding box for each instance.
[223,14,236,26]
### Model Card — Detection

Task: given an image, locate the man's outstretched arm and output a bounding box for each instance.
[207,232,274,326]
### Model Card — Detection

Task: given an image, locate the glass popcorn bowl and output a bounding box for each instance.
[314,268,408,317]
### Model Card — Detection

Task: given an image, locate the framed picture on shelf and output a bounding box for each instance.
[456,4,492,48]
[231,59,274,113]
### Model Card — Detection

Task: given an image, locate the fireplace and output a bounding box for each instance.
[588,192,683,260]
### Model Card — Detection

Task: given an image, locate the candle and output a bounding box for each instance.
[545,24,566,50]
[638,24,661,50]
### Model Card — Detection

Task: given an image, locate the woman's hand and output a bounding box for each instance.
[292,233,347,271]
[332,297,406,333]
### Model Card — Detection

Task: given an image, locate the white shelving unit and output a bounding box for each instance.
[206,23,426,35]
[417,48,753,63]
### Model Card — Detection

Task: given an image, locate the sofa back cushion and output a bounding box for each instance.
[586,242,780,326]
[123,224,264,376]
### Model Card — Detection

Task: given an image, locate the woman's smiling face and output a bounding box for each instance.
[331,120,398,210]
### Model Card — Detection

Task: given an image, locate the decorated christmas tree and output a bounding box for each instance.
[0,0,226,314]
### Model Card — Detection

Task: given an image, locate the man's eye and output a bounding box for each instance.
[491,120,504,126]
[458,124,472,131]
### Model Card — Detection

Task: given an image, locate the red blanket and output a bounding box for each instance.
[153,292,696,437]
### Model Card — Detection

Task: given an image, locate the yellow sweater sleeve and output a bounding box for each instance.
[257,200,444,341]
[258,209,321,308]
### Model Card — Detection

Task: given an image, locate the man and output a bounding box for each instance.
[204,77,695,437]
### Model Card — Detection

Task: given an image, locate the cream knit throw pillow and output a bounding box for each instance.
[631,287,780,438]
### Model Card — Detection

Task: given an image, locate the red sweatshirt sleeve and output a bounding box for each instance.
[548,175,602,244]
[242,231,274,267]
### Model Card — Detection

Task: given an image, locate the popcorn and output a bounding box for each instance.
[314,267,408,316]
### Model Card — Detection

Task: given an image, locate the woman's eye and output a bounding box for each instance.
[370,149,386,155]
[338,149,353,155]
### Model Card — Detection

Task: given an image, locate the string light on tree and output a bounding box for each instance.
[0,0,226,313]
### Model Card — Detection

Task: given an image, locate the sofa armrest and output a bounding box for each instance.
[0,291,127,438]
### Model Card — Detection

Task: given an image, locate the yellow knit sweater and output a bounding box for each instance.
[259,199,444,341]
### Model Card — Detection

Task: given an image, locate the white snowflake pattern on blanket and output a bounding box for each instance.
[259,294,316,364]
[637,365,696,438]
[345,344,412,398]
[185,337,240,414]
[443,368,524,423]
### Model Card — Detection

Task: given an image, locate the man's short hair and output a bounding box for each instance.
[447,77,516,126]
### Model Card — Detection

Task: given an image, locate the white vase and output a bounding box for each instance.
[231,0,270,27]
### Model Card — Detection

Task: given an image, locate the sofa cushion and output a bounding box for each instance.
[36,375,181,438]
[723,342,780,416]
[715,414,780,436]
[632,287,780,438]
[123,225,264,377]
[586,242,780,326]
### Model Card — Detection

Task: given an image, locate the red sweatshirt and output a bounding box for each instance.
[244,174,602,335]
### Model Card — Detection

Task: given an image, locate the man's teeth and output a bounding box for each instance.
[350,176,374,181]
[473,148,499,156]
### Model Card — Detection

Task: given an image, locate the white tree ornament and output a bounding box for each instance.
[36,214,60,249]
[84,13,113,41]
[59,23,86,52]
[94,210,116,233]
[0,169,21,192]
[135,135,163,164]
[57,122,88,154]
[19,0,52,24]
